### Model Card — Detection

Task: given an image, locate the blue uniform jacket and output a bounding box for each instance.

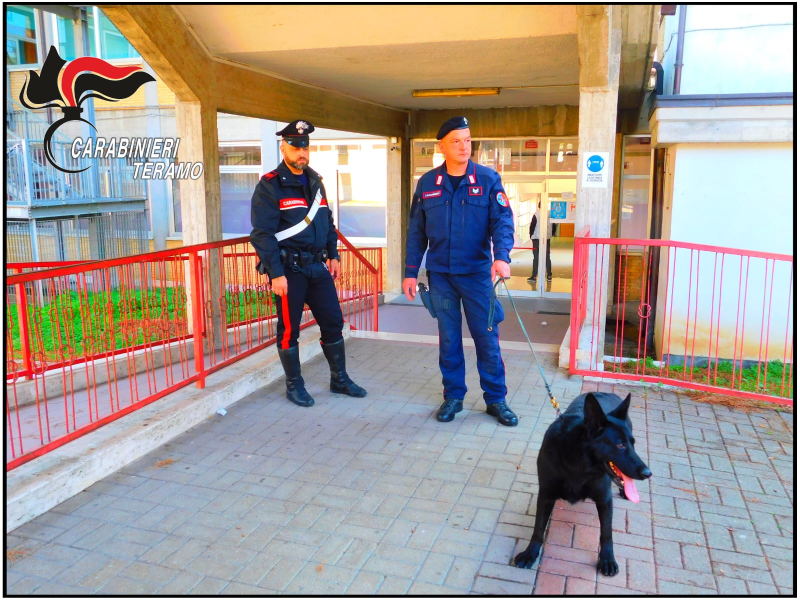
[405,160,515,278]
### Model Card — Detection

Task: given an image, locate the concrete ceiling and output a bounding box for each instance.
[174,5,581,110]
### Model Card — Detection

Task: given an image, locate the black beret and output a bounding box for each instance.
[276,120,315,147]
[436,116,470,140]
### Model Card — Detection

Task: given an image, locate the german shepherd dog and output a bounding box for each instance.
[514,392,651,576]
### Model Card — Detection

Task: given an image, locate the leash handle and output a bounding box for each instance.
[487,277,509,331]
[489,276,561,419]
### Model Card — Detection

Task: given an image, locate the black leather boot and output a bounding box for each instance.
[436,398,463,422]
[486,401,518,427]
[321,339,367,397]
[277,346,315,407]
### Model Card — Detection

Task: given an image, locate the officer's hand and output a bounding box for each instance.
[403,277,417,302]
[491,260,511,281]
[271,275,288,297]
[328,259,341,281]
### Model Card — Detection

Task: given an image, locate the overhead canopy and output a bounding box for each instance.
[173,4,657,111]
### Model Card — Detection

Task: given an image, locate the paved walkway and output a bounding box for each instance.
[5,338,794,595]
[379,296,570,346]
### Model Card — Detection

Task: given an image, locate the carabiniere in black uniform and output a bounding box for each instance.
[250,119,366,407]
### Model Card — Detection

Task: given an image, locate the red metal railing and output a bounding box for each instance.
[569,237,793,406]
[568,226,591,365]
[5,234,380,470]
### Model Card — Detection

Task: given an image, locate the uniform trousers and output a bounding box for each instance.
[429,270,507,404]
[274,262,344,349]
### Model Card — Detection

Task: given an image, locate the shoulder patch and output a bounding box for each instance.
[262,170,278,181]
[496,192,509,207]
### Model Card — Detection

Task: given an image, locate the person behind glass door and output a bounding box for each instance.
[527,201,554,284]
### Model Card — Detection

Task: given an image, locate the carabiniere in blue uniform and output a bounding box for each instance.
[405,116,518,426]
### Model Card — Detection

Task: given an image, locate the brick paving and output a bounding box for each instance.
[5,338,794,595]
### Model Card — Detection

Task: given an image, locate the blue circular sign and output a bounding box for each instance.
[587,155,604,172]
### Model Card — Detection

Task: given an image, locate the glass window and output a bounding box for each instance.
[310,140,388,239]
[217,144,261,234]
[618,136,652,246]
[512,139,547,172]
[6,6,38,66]
[219,145,261,166]
[618,178,650,239]
[172,174,182,233]
[221,173,260,235]
[98,10,138,59]
[549,138,579,172]
[56,16,76,60]
[338,172,353,201]
[87,10,97,57]
[622,136,651,176]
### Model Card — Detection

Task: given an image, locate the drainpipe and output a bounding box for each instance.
[673,5,687,94]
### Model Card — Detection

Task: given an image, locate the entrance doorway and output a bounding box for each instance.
[412,137,579,297]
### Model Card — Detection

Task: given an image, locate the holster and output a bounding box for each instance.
[418,283,437,319]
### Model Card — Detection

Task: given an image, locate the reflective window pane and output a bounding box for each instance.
[512,139,547,172]
[549,138,579,172]
[623,137,651,176]
[56,16,77,60]
[219,145,261,166]
[98,10,138,59]
[221,172,260,234]
[6,6,37,66]
[618,178,650,241]
[172,176,182,233]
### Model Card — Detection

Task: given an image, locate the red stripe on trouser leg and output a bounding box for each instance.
[280,293,292,349]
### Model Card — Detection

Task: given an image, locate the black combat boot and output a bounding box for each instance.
[321,339,367,397]
[277,346,315,407]
[486,401,518,427]
[436,398,463,422]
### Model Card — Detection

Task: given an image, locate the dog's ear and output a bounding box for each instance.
[583,393,607,435]
[609,393,631,421]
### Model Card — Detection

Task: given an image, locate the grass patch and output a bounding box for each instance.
[8,288,277,365]
[604,356,793,400]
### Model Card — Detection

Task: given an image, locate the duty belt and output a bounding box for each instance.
[279,248,328,267]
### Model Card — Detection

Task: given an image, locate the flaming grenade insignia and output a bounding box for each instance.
[18,47,156,173]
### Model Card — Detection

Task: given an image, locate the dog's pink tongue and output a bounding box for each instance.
[622,473,640,503]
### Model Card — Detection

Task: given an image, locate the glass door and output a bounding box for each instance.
[541,177,577,298]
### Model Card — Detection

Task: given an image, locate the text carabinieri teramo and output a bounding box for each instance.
[70,137,204,180]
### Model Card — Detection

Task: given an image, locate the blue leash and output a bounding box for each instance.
[488,277,561,418]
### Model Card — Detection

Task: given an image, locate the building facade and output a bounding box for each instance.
[5,4,793,374]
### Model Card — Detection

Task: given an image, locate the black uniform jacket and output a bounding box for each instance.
[250,161,340,279]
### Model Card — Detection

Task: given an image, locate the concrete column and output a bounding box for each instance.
[386,137,403,294]
[573,6,622,370]
[176,100,222,343]
[143,60,169,250]
[175,101,222,245]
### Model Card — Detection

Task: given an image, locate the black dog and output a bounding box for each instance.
[514,392,651,576]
